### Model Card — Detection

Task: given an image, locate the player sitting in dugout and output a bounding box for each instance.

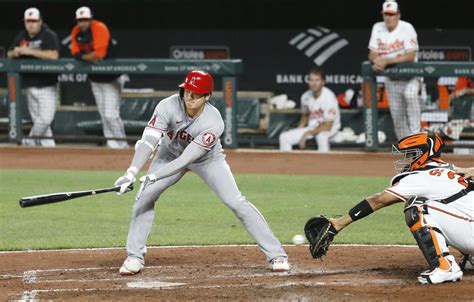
[305,132,473,285]
[279,67,341,152]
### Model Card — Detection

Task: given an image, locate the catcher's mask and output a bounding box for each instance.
[392,132,444,173]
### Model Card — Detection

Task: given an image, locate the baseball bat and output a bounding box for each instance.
[19,184,133,208]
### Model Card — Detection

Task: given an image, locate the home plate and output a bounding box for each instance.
[127,281,186,289]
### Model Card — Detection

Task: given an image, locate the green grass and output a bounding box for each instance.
[0,169,414,251]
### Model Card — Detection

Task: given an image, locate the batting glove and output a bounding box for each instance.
[139,174,157,184]
[115,168,137,195]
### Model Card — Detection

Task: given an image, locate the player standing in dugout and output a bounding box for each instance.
[70,6,128,149]
[369,0,421,140]
[8,7,60,147]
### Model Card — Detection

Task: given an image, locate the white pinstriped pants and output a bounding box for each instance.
[23,85,57,147]
[279,126,338,152]
[90,80,128,149]
[385,78,422,141]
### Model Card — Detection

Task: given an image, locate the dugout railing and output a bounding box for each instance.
[362,61,474,152]
[0,58,242,148]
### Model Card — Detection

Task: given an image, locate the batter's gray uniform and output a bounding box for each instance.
[369,20,421,140]
[125,94,287,262]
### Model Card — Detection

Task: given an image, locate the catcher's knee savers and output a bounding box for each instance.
[404,196,445,269]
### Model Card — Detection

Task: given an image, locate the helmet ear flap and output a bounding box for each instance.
[428,132,444,158]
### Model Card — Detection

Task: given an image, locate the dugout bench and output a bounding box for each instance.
[74,90,265,138]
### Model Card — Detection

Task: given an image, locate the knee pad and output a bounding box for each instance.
[404,196,428,228]
[404,204,420,228]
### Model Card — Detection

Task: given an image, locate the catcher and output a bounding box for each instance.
[305,132,473,284]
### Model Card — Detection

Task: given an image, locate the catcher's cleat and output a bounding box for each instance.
[304,215,338,259]
[417,255,463,285]
[459,254,473,271]
[271,257,290,272]
[119,258,144,276]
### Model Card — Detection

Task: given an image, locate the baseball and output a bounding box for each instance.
[292,234,305,245]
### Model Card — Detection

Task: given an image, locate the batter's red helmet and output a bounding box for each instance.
[392,132,444,173]
[179,70,214,95]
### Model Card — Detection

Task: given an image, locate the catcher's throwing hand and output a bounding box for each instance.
[454,167,474,179]
[304,215,338,259]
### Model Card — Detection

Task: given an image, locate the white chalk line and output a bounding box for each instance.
[21,270,37,284]
[3,265,372,282]
[19,290,37,302]
[17,277,407,300]
[127,281,186,289]
[0,265,264,281]
[0,263,269,279]
[0,244,417,254]
[0,262,401,283]
[10,266,386,301]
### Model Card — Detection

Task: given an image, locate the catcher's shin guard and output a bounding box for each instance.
[404,199,450,270]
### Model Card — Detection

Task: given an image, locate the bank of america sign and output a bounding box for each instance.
[289,27,349,66]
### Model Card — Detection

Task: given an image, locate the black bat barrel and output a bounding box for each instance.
[19,191,96,208]
[18,186,125,208]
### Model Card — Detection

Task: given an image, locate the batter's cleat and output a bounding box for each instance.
[417,255,463,284]
[271,257,290,272]
[119,258,144,276]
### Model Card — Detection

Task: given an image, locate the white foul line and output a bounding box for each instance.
[0,244,417,254]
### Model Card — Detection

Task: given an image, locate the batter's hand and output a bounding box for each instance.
[455,167,474,179]
[139,174,157,184]
[114,171,136,195]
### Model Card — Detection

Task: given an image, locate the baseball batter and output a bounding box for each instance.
[279,67,340,152]
[369,0,421,140]
[307,132,473,284]
[114,70,290,275]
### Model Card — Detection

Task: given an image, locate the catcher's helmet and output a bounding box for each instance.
[392,132,444,173]
[179,70,214,95]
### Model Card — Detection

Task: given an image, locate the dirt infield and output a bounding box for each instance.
[0,246,472,301]
[1,147,473,300]
[1,146,473,177]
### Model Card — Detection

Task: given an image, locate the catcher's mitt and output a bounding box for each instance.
[304,215,338,259]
